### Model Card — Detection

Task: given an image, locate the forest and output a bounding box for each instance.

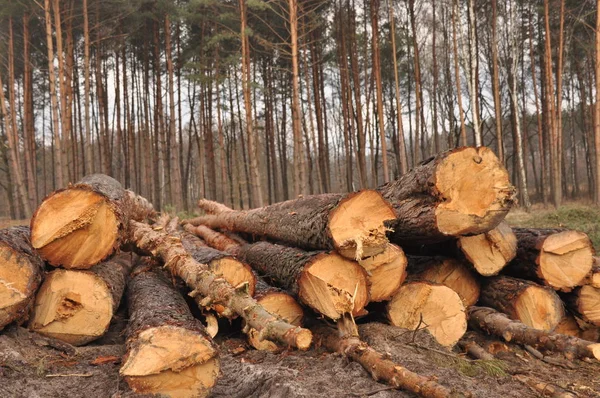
[0,0,597,217]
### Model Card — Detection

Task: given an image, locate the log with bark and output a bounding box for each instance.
[563,285,600,327]
[187,190,397,260]
[387,281,467,347]
[504,228,594,292]
[468,306,600,360]
[457,221,517,276]
[406,256,480,307]
[357,244,407,302]
[120,262,219,397]
[28,252,134,345]
[184,224,240,253]
[129,220,313,350]
[0,226,44,330]
[30,174,154,269]
[583,257,600,288]
[378,146,515,245]
[479,276,564,331]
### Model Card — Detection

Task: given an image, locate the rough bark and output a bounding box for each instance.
[468,306,600,360]
[30,174,155,268]
[0,226,44,330]
[29,253,134,345]
[479,276,564,331]
[563,286,600,327]
[378,147,515,244]
[583,258,600,288]
[184,224,240,254]
[121,262,219,397]
[188,191,395,260]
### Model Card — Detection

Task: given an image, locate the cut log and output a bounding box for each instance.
[129,220,312,350]
[235,241,370,320]
[505,228,594,292]
[120,262,219,398]
[248,278,305,352]
[457,221,517,276]
[583,257,600,288]
[406,256,480,307]
[563,285,600,327]
[0,226,44,330]
[28,252,134,345]
[187,190,396,260]
[184,224,240,254]
[387,281,467,347]
[357,244,407,302]
[479,276,564,331]
[555,314,583,337]
[30,174,154,269]
[378,146,515,245]
[468,306,600,360]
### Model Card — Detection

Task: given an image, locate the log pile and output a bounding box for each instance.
[2,147,600,397]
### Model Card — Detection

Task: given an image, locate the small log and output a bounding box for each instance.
[120,263,219,397]
[184,224,240,253]
[248,278,305,352]
[235,241,370,320]
[514,374,576,398]
[479,276,564,331]
[563,285,600,327]
[129,220,313,350]
[554,314,582,337]
[187,190,397,260]
[457,221,517,276]
[378,146,515,245]
[0,226,44,330]
[387,281,467,347]
[357,244,407,302]
[505,228,594,292]
[30,174,154,268]
[468,306,600,360]
[406,256,480,307]
[28,253,134,345]
[583,257,600,288]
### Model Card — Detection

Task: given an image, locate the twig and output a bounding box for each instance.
[46,373,94,378]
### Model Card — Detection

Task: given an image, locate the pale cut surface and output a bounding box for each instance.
[359,244,407,302]
[29,270,113,345]
[299,253,369,320]
[554,314,581,337]
[249,293,304,351]
[387,282,467,347]
[124,357,219,398]
[413,258,480,307]
[576,286,600,326]
[0,244,33,311]
[538,231,593,290]
[514,285,564,331]
[30,189,119,268]
[435,147,512,236]
[329,190,396,260]
[459,221,517,276]
[208,258,256,296]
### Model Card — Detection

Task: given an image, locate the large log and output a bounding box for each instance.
[563,285,600,327]
[479,276,564,331]
[406,256,480,307]
[30,174,154,268]
[129,221,312,350]
[457,221,517,276]
[378,146,515,245]
[187,190,397,260]
[505,228,594,292]
[120,262,219,398]
[235,241,370,320]
[0,226,44,330]
[357,244,407,302]
[387,281,467,347]
[468,306,600,360]
[28,252,134,345]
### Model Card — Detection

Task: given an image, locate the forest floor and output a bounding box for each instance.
[2,204,600,397]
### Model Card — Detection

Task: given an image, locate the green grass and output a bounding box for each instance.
[506,203,600,251]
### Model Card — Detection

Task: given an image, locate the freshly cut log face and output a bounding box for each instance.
[565,286,600,327]
[387,281,467,347]
[0,226,44,330]
[248,278,305,351]
[507,228,594,292]
[30,174,154,268]
[236,241,369,320]
[584,258,600,288]
[188,190,396,260]
[357,244,407,302]
[458,221,517,276]
[479,276,564,331]
[121,264,219,398]
[378,146,515,245]
[28,253,133,345]
[555,314,583,337]
[407,256,480,307]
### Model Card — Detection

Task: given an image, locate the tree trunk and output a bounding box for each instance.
[466,0,481,146]
[408,0,425,162]
[490,0,503,161]
[83,0,92,175]
[371,0,389,182]
[451,0,467,145]
[595,0,600,203]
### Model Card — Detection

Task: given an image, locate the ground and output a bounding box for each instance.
[1,204,600,397]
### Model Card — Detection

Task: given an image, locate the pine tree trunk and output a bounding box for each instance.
[451,0,467,145]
